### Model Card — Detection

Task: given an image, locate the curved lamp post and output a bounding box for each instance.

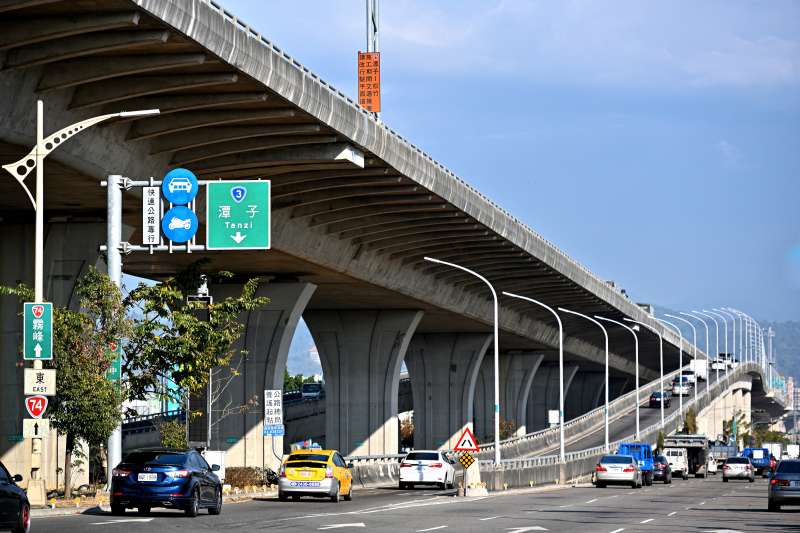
[705,309,730,384]
[656,318,685,416]
[424,257,501,465]
[681,312,713,386]
[715,308,737,370]
[502,291,565,462]
[596,316,640,440]
[664,314,704,397]
[695,311,720,394]
[625,318,664,429]
[2,100,159,504]
[558,307,610,451]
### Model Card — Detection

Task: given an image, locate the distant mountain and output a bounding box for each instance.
[761,320,800,383]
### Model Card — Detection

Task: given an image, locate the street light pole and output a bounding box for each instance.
[694,311,720,396]
[2,101,159,506]
[664,314,703,397]
[558,308,610,451]
[715,308,737,370]
[425,257,501,465]
[502,291,565,462]
[682,312,714,385]
[596,316,640,440]
[625,318,664,429]
[705,310,730,386]
[656,318,685,416]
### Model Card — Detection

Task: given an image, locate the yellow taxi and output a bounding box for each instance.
[278,449,354,502]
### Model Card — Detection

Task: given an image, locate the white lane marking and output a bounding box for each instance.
[417,527,447,532]
[640,518,654,524]
[318,525,365,531]
[585,498,598,503]
[507,528,548,532]
[607,495,619,499]
[699,501,706,505]
[91,519,154,526]
[480,516,501,521]
[668,511,677,516]
[609,529,625,533]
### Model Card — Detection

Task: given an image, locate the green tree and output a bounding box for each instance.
[158,420,187,449]
[1,269,127,498]
[682,408,698,434]
[657,430,665,453]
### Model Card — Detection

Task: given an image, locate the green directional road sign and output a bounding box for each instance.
[23,302,52,361]
[206,180,271,250]
[106,339,122,382]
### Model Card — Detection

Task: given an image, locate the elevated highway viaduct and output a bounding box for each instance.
[0,0,708,486]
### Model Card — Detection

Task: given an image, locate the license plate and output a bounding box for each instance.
[290,481,320,488]
[300,471,312,477]
[137,473,157,482]
[791,481,800,487]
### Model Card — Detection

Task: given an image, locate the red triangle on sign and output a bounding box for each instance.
[453,427,480,452]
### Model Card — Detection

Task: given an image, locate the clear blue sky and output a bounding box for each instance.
[220,0,799,322]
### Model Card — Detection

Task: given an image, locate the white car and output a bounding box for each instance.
[710,360,727,371]
[168,217,192,230]
[672,378,691,396]
[681,371,697,385]
[168,176,193,193]
[399,451,456,490]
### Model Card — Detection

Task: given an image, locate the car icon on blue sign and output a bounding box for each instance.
[162,168,198,205]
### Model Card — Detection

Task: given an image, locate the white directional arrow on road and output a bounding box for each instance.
[318,524,365,530]
[507,527,549,532]
[34,344,42,357]
[230,231,247,244]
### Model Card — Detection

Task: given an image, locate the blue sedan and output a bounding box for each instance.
[111,448,222,517]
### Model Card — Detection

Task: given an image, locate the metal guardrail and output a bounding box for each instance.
[123,409,184,425]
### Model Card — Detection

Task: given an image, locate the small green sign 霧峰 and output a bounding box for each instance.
[106,339,122,382]
[23,302,53,360]
[206,180,271,250]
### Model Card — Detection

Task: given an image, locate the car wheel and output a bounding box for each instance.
[278,491,288,501]
[111,503,125,516]
[437,482,446,490]
[723,477,729,482]
[630,480,637,489]
[344,483,353,501]
[749,477,754,483]
[330,482,340,503]
[209,488,222,515]
[185,488,199,517]
[682,473,688,480]
[596,482,605,488]
[768,500,780,512]
[138,506,150,516]
[13,503,30,533]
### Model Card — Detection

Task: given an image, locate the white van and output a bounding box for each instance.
[665,447,689,480]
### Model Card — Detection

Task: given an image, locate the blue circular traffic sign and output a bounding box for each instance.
[162,168,198,205]
[161,206,198,243]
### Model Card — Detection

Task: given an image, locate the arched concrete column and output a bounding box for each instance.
[611,377,630,399]
[565,371,605,420]
[209,281,316,471]
[304,309,423,456]
[525,363,580,432]
[1,222,106,490]
[501,352,545,437]
[404,333,492,450]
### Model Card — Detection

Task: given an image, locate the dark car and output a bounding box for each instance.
[0,460,29,533]
[769,459,800,511]
[653,454,672,484]
[111,449,222,517]
[648,391,672,408]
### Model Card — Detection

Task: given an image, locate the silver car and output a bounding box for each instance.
[768,459,800,511]
[722,456,755,482]
[595,454,642,489]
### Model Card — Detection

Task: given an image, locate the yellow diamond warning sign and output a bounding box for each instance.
[458,452,475,469]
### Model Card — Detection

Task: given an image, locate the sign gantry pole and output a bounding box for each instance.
[106,174,123,487]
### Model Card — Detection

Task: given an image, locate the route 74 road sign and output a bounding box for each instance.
[206,180,270,250]
[23,302,52,360]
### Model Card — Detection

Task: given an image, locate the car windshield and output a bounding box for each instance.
[123,451,187,465]
[287,461,327,469]
[726,458,748,464]
[601,455,633,464]
[406,452,440,461]
[287,453,329,463]
[777,461,800,474]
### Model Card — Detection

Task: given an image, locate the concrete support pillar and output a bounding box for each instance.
[1,222,105,491]
[305,309,423,456]
[610,377,630,401]
[404,333,492,450]
[502,352,545,437]
[525,363,580,433]
[209,281,316,471]
[565,371,605,420]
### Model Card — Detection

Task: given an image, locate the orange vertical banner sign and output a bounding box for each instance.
[358,51,381,112]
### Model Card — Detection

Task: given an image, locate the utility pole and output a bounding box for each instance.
[105,175,123,485]
[366,0,379,54]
